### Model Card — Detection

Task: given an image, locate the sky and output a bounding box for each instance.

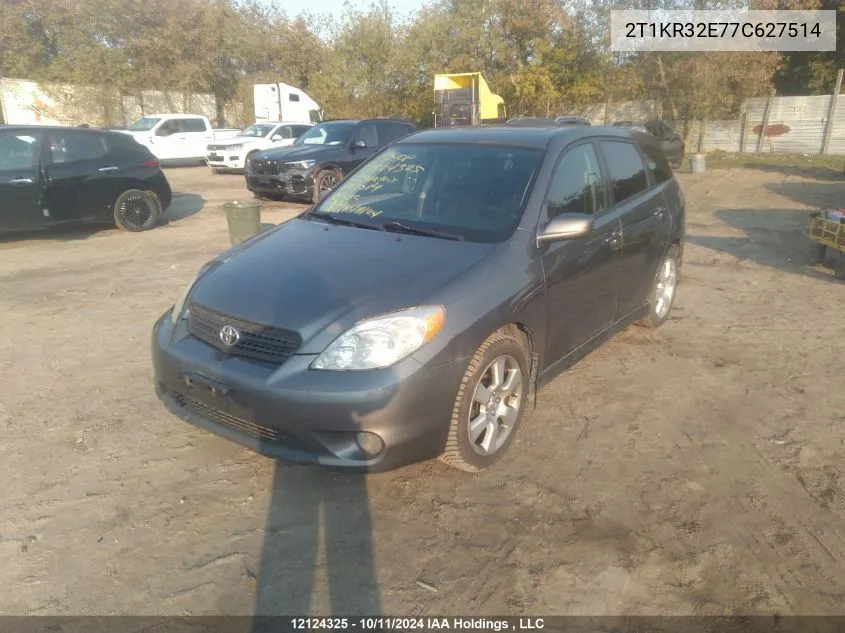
[274,0,429,21]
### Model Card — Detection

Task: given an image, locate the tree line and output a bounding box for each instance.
[0,0,842,138]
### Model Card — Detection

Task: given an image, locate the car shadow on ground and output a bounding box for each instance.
[0,224,113,245]
[686,208,842,283]
[741,162,844,183]
[764,180,845,209]
[161,193,206,223]
[250,267,387,622]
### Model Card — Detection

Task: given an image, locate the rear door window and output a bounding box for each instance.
[47,132,109,164]
[377,122,414,146]
[180,118,207,133]
[598,140,649,205]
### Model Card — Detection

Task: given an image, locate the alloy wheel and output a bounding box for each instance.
[118,192,156,230]
[654,256,678,319]
[467,355,523,456]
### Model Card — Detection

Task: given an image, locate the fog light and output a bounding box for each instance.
[355,432,384,458]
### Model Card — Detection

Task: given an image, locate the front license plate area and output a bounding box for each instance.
[180,372,231,412]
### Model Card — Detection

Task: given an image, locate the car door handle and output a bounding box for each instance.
[604,231,622,248]
[9,177,34,185]
[98,166,119,172]
[654,206,667,217]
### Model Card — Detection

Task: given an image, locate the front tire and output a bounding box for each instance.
[638,243,680,328]
[114,189,160,232]
[312,169,341,204]
[440,329,530,473]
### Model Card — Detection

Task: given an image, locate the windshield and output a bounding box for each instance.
[128,117,161,132]
[313,143,543,243]
[242,124,275,138]
[296,122,354,146]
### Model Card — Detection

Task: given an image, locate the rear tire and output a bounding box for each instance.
[439,328,530,473]
[638,243,680,329]
[114,189,160,232]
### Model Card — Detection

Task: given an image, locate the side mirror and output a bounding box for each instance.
[271,135,283,141]
[537,214,594,245]
[351,139,367,150]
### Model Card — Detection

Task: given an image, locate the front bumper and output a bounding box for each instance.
[207,151,246,170]
[152,312,465,472]
[244,169,314,198]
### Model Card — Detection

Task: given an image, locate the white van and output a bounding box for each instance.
[254,83,322,125]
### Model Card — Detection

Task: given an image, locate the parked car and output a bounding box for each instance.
[505,116,591,127]
[118,114,240,163]
[613,120,684,169]
[0,125,172,234]
[244,118,418,203]
[152,125,685,473]
[206,121,314,173]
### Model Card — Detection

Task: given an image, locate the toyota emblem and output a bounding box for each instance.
[219,325,240,346]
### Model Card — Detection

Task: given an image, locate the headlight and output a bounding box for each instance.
[227,144,244,150]
[170,280,194,325]
[170,261,218,325]
[284,159,315,170]
[311,306,445,371]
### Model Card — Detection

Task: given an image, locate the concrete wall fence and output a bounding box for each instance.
[575,93,845,155]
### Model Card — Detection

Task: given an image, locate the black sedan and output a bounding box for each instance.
[0,126,172,234]
[153,125,685,473]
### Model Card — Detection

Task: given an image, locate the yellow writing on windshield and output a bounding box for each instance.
[322,151,424,216]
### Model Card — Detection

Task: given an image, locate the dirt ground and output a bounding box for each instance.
[1,163,845,616]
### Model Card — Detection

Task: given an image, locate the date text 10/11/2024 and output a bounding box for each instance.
[289,618,547,631]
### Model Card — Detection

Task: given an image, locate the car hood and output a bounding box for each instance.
[191,217,497,354]
[214,135,262,147]
[257,144,336,161]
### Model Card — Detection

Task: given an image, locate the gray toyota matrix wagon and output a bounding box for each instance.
[152,126,685,473]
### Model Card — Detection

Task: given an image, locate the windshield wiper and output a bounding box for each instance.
[380,221,464,241]
[305,211,383,231]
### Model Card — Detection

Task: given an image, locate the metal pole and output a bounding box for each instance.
[756,89,776,153]
[821,68,843,155]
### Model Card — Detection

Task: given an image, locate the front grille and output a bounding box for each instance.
[173,391,293,444]
[249,158,283,176]
[187,303,302,364]
[207,144,226,151]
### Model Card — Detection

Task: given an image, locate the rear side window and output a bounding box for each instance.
[639,142,672,184]
[599,141,649,204]
[545,143,606,219]
[0,132,41,171]
[48,132,108,164]
[180,118,207,133]
[106,133,148,159]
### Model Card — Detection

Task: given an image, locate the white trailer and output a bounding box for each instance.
[254,83,322,125]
